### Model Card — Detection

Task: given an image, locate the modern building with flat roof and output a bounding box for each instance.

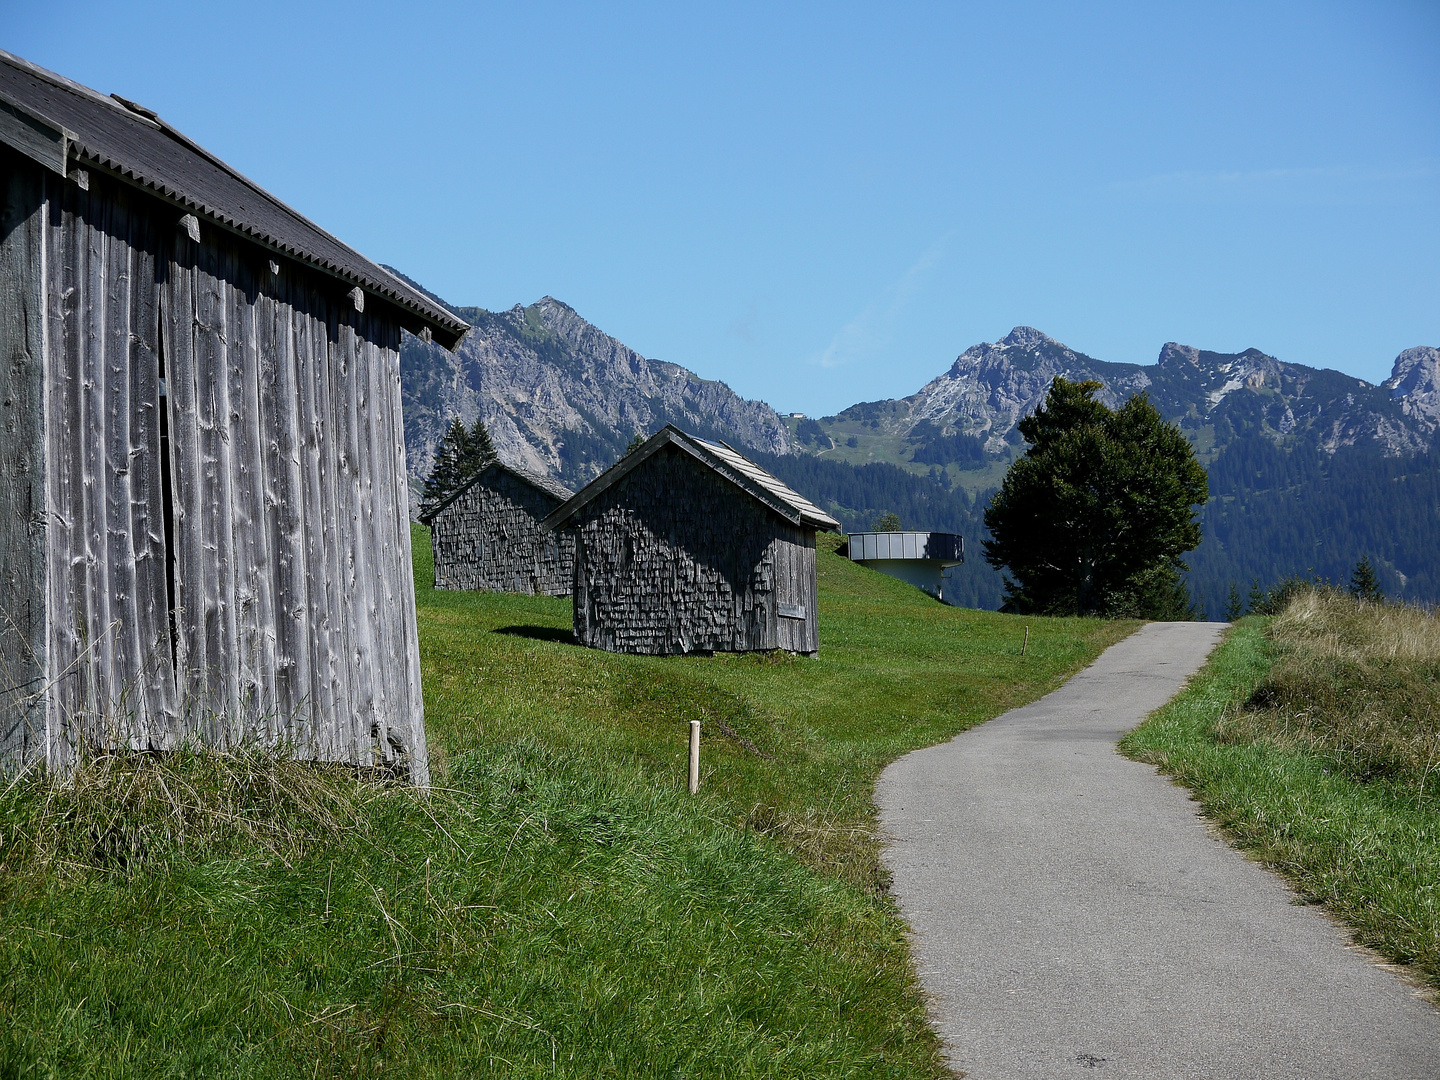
[845,531,964,603]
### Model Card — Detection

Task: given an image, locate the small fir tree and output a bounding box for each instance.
[421,416,497,518]
[1349,556,1384,604]
[1247,574,1319,616]
[1224,582,1244,622]
[624,432,647,456]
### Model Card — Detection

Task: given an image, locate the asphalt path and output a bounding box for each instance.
[877,621,1440,1079]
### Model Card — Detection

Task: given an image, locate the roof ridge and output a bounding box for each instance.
[419,456,572,523]
[541,426,839,533]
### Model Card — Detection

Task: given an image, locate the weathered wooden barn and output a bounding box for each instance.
[541,426,840,656]
[0,51,468,782]
[423,459,575,596]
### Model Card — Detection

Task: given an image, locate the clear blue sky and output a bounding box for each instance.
[6,1,1436,415]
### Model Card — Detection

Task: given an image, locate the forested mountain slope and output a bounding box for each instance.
[798,330,1440,613]
[1189,441,1440,613]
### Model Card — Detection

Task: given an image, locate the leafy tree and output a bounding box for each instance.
[982,377,1208,618]
[1349,556,1384,603]
[872,511,902,531]
[421,416,496,519]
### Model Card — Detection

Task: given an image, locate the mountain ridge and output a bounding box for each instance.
[815,326,1438,475]
[400,296,794,490]
[398,295,1439,613]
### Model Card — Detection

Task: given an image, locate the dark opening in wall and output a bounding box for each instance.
[156,319,178,676]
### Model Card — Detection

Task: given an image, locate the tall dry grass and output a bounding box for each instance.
[1215,589,1440,798]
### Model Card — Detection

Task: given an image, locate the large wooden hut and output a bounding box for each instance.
[541,426,840,656]
[423,459,575,596]
[0,51,468,782]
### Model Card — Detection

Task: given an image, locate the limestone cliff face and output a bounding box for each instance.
[401,297,793,490]
[1384,346,1440,431]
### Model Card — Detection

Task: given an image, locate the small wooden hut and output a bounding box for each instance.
[541,426,840,656]
[0,51,468,782]
[422,459,575,596]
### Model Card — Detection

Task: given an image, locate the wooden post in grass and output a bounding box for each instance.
[1022,625,1030,657]
[689,721,701,794]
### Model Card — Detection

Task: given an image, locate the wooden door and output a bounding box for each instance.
[774,527,816,654]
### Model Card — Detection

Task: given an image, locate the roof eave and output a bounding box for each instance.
[423,458,573,524]
[700,437,840,530]
[73,146,470,349]
[0,58,469,349]
[801,510,842,531]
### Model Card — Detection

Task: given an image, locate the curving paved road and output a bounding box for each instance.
[878,621,1440,1079]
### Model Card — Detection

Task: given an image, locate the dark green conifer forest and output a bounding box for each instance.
[1186,442,1440,616]
[759,441,1440,617]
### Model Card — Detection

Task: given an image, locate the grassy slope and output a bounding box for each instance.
[782,414,1011,500]
[1121,615,1440,989]
[1,532,1133,1078]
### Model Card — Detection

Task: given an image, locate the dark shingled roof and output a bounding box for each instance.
[541,425,841,532]
[0,49,468,348]
[420,458,576,524]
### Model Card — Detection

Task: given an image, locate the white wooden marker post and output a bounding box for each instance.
[688,720,701,794]
[1022,625,1030,657]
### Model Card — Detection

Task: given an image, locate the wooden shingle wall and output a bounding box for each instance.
[571,445,819,655]
[0,151,428,781]
[431,470,574,596]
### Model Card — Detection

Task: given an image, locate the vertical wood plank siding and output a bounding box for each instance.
[430,469,575,596]
[0,155,428,780]
[571,444,820,656]
[0,149,48,767]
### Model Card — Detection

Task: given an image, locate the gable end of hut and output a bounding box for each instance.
[568,442,821,656]
[428,464,576,596]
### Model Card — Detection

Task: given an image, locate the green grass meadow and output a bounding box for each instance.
[1,529,1134,1078]
[1121,602,1440,990]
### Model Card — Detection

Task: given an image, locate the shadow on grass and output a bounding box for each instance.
[494,625,579,646]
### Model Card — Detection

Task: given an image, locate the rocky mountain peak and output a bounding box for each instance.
[1000,326,1057,348]
[1382,345,1440,429]
[400,296,794,493]
[877,330,1440,463]
[1158,342,1202,367]
[1384,345,1440,394]
[916,328,1142,449]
